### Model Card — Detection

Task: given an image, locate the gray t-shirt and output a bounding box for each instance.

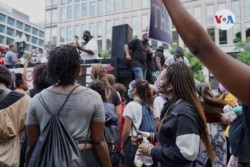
[4,51,18,65]
[26,87,105,139]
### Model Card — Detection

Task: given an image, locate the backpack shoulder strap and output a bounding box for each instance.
[0,89,12,103]
[39,85,80,116]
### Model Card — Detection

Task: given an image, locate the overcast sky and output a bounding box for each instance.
[0,0,45,23]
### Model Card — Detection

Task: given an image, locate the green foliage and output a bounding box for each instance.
[234,37,250,64]
[101,50,110,59]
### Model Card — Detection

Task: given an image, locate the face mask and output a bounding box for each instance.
[175,56,183,62]
[144,38,149,43]
[127,90,134,99]
[83,35,89,42]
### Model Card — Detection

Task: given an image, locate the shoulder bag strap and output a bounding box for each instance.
[0,89,12,103]
[39,85,80,116]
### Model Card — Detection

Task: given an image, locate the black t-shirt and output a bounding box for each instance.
[127,39,147,68]
[0,89,24,109]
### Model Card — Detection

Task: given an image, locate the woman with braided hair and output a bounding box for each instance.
[137,62,215,167]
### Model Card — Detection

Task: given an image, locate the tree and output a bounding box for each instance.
[234,36,250,64]
[168,47,205,82]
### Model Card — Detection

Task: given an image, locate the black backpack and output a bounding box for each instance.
[28,86,83,167]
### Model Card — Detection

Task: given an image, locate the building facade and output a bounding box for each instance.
[0,2,45,51]
[45,0,250,54]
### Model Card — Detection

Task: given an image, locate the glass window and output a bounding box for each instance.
[172,31,179,45]
[90,2,95,16]
[75,4,80,19]
[97,22,103,38]
[206,4,214,24]
[106,38,111,50]
[75,0,80,3]
[207,28,215,42]
[16,21,23,29]
[32,28,38,35]
[97,0,103,15]
[131,16,138,33]
[0,14,5,22]
[141,14,149,32]
[123,17,130,24]
[90,23,96,38]
[114,19,120,26]
[7,17,15,26]
[67,0,72,5]
[6,38,14,45]
[46,10,57,24]
[39,39,44,46]
[67,6,72,20]
[61,0,66,5]
[45,29,51,43]
[61,7,67,21]
[25,44,30,51]
[141,0,149,8]
[0,35,5,44]
[218,3,226,10]
[219,30,227,45]
[25,34,31,42]
[232,0,241,20]
[67,26,72,42]
[106,20,112,37]
[82,3,87,17]
[0,24,5,33]
[123,0,131,10]
[39,31,44,38]
[97,39,102,53]
[194,6,201,23]
[32,37,38,44]
[74,25,80,38]
[151,40,158,50]
[24,25,31,32]
[7,27,14,36]
[233,23,241,43]
[16,31,22,37]
[106,0,113,14]
[82,24,87,34]
[114,0,120,12]
[246,22,250,38]
[245,0,250,17]
[132,0,137,9]
[46,0,58,6]
[51,27,57,42]
[60,27,65,42]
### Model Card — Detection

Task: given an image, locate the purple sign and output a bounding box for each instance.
[148,0,172,44]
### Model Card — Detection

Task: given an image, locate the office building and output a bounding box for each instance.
[0,2,45,51]
[45,0,250,54]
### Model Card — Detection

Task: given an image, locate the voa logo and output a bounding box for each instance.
[214,9,235,30]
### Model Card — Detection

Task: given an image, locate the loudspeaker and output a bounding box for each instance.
[111,24,133,59]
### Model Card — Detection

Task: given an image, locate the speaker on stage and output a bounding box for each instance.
[111,24,133,59]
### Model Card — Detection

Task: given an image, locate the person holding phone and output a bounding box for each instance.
[75,30,99,61]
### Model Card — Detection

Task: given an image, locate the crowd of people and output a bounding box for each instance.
[1,0,250,167]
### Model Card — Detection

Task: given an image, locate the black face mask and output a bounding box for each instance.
[83,35,90,42]
[144,38,149,43]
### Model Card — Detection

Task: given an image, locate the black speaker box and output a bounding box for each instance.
[111,24,133,59]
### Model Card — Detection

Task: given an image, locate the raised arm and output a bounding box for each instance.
[162,0,250,105]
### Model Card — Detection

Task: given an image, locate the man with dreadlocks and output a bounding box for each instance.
[137,62,215,167]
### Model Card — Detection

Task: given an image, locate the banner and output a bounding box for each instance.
[148,0,172,44]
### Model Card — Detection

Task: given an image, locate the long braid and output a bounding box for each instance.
[165,62,215,161]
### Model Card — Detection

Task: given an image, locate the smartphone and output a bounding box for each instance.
[74,35,79,41]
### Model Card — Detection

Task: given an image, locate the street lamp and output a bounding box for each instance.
[15,34,27,58]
